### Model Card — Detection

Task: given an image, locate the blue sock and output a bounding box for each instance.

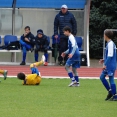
[31,67,39,75]
[111,84,116,95]
[44,53,48,62]
[74,76,79,82]
[35,53,38,62]
[68,72,75,81]
[100,74,110,91]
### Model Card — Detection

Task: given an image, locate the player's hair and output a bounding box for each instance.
[24,26,30,30]
[104,29,113,39]
[63,26,72,33]
[17,72,26,80]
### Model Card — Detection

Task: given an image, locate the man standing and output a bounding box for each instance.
[54,4,77,66]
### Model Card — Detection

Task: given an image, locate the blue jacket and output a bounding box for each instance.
[35,35,49,50]
[20,32,35,47]
[54,11,77,37]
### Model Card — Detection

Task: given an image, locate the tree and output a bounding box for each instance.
[89,0,117,58]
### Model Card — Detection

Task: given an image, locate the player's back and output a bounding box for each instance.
[24,74,41,85]
[105,40,116,70]
[68,34,80,61]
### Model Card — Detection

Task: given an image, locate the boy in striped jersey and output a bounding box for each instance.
[99,29,117,101]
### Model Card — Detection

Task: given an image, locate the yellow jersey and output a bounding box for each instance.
[23,74,41,85]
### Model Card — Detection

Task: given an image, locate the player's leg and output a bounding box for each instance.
[72,67,80,86]
[0,70,8,80]
[44,49,48,66]
[108,72,117,101]
[100,70,112,100]
[30,55,45,75]
[30,55,45,68]
[65,59,76,87]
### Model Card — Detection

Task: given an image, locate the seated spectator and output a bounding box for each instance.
[19,26,35,65]
[34,29,49,66]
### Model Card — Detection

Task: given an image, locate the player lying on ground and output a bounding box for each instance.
[99,29,117,101]
[0,70,8,81]
[17,55,45,85]
[61,26,80,87]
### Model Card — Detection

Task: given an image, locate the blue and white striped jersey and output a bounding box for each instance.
[105,40,116,71]
[65,34,80,61]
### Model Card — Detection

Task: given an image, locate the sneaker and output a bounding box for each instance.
[20,61,26,65]
[3,70,8,80]
[105,91,113,101]
[59,61,64,66]
[44,62,48,66]
[68,81,76,87]
[41,55,45,63]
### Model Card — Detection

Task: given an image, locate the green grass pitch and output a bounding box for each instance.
[0,78,117,117]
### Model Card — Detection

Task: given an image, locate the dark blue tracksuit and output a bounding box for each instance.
[54,11,77,62]
[20,32,35,62]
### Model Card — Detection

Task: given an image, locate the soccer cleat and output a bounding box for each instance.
[3,70,8,80]
[20,61,26,65]
[44,62,48,66]
[105,91,113,101]
[109,94,117,101]
[41,55,45,64]
[68,81,76,87]
[74,82,80,87]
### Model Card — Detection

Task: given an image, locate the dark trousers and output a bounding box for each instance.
[34,45,48,62]
[58,37,68,62]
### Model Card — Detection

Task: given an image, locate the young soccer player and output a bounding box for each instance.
[99,29,117,101]
[61,26,80,87]
[0,70,8,81]
[17,55,45,85]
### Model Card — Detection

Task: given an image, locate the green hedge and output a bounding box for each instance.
[89,0,117,58]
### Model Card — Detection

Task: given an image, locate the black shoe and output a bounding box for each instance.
[59,61,63,66]
[109,94,117,101]
[20,61,26,65]
[105,91,113,101]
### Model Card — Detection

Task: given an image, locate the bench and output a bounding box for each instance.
[0,35,86,65]
[0,49,52,63]
[0,35,53,64]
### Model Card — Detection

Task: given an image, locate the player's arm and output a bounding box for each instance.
[99,59,104,64]
[68,37,77,58]
[103,42,113,69]
[61,49,69,58]
[64,49,69,54]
